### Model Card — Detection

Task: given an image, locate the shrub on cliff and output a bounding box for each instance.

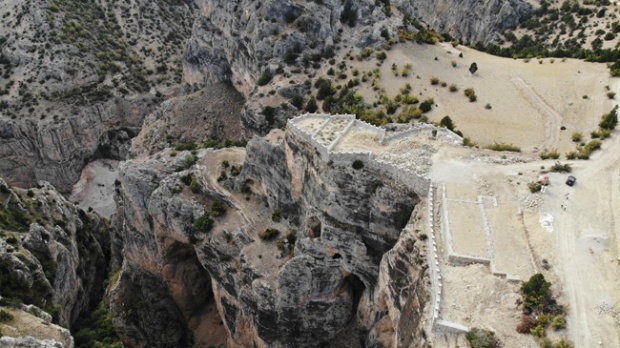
[189,179,201,193]
[352,160,364,170]
[258,228,280,241]
[194,214,213,233]
[0,309,14,323]
[211,200,227,217]
[257,70,273,86]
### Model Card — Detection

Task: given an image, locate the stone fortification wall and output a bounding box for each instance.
[368,159,430,196]
[383,124,463,145]
[287,117,329,158]
[329,150,372,162]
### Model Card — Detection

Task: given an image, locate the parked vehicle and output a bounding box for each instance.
[566,175,576,186]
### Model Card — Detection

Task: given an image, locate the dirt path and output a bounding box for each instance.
[549,130,620,347]
[511,77,562,151]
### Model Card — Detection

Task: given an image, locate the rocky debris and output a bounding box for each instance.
[0,178,110,329]
[110,125,428,347]
[394,0,533,45]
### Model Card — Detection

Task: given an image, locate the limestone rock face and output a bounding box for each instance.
[0,97,149,194]
[111,126,429,347]
[394,0,533,45]
[0,179,110,328]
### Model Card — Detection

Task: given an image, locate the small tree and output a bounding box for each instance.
[440,115,455,131]
[305,96,318,112]
[469,62,478,74]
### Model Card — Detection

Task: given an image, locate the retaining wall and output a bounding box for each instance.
[383,124,463,145]
[329,150,372,162]
[370,159,430,196]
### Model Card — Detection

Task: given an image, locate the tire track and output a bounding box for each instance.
[511,77,562,150]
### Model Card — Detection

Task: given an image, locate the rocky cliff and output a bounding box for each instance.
[110,125,429,347]
[395,0,533,45]
[0,178,111,329]
[0,0,532,192]
[0,0,197,192]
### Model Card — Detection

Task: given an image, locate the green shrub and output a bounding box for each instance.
[184,154,196,168]
[290,95,304,110]
[419,100,433,113]
[305,96,318,112]
[181,173,193,186]
[194,214,213,233]
[551,315,566,330]
[607,92,616,99]
[272,209,282,222]
[211,200,227,217]
[0,309,14,323]
[599,106,618,130]
[465,328,500,348]
[463,137,477,147]
[430,77,439,85]
[352,160,364,170]
[257,70,273,86]
[449,84,458,92]
[485,142,521,152]
[230,165,241,176]
[521,273,552,314]
[217,171,228,182]
[189,179,201,193]
[258,228,280,241]
[528,182,542,193]
[464,88,477,102]
[571,132,582,142]
[340,0,357,27]
[540,149,560,160]
[550,162,572,173]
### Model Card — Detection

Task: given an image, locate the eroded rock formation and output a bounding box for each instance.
[0,179,111,328]
[110,125,428,347]
[394,0,533,45]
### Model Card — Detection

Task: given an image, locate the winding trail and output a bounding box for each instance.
[511,77,562,150]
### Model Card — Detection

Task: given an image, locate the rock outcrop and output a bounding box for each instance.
[0,98,148,193]
[110,124,429,347]
[0,179,110,328]
[394,0,533,45]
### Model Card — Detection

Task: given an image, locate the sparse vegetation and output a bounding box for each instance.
[194,214,213,233]
[539,149,560,160]
[0,309,14,323]
[485,142,521,152]
[465,328,500,348]
[528,182,542,193]
[464,88,477,102]
[272,209,282,222]
[210,200,227,217]
[258,228,280,241]
[550,162,572,173]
